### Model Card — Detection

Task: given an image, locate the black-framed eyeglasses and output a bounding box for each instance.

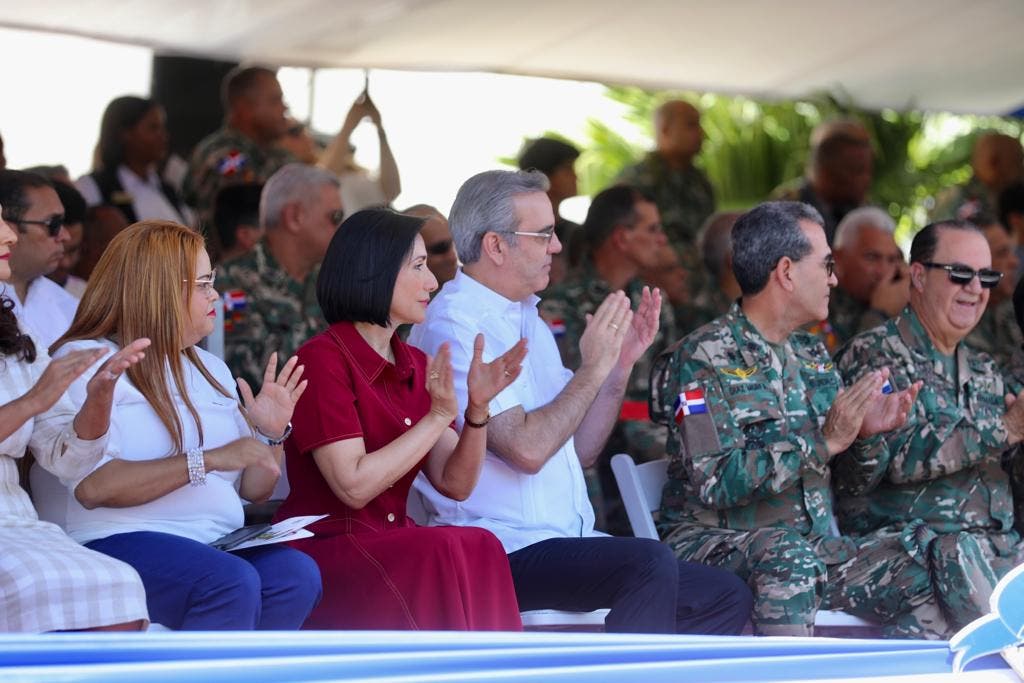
[824,256,836,278]
[327,209,346,226]
[503,226,556,243]
[426,239,453,256]
[922,262,1003,289]
[12,215,64,237]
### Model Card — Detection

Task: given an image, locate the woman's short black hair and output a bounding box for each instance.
[317,209,425,326]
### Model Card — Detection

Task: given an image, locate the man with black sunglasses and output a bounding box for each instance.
[0,170,78,349]
[835,218,1024,637]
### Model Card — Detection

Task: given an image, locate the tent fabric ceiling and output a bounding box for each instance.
[2,0,1022,115]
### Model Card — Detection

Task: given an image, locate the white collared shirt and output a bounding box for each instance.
[408,269,596,553]
[76,165,194,226]
[52,340,248,545]
[5,278,78,351]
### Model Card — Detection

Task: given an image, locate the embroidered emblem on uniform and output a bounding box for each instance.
[674,389,707,424]
[881,379,893,395]
[721,366,758,380]
[547,318,566,337]
[217,150,247,176]
[223,289,248,311]
[803,361,834,373]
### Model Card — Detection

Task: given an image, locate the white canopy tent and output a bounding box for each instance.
[1,0,1022,115]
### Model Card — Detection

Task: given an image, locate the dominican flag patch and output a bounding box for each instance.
[674,388,707,424]
[217,150,247,176]
[547,318,566,337]
[223,289,248,311]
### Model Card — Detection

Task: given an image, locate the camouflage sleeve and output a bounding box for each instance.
[217,267,266,391]
[836,336,1006,488]
[671,354,829,510]
[538,296,581,371]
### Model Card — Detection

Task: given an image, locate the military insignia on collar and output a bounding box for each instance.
[721,366,758,380]
[803,361,834,373]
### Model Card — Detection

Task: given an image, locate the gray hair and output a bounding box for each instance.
[259,163,340,230]
[449,169,549,265]
[732,201,825,295]
[698,211,741,280]
[833,206,896,249]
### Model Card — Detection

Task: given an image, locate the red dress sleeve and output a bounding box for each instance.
[289,335,362,455]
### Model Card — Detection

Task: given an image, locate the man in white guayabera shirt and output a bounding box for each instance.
[409,169,751,634]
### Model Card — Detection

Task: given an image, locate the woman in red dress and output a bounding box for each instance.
[275,208,527,630]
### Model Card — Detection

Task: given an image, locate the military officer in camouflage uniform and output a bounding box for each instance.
[930,133,1023,222]
[772,120,873,245]
[818,207,907,352]
[540,186,674,528]
[652,201,944,637]
[218,163,342,389]
[184,66,295,227]
[835,219,1024,635]
[617,100,714,295]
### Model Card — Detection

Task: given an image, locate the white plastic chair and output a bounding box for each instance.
[406,484,610,630]
[609,453,875,631]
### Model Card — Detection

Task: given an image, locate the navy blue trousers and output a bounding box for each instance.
[87,531,322,630]
[508,536,752,634]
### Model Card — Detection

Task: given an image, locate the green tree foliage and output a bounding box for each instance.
[509,86,1023,244]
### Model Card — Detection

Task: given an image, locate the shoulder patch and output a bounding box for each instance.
[216,150,248,176]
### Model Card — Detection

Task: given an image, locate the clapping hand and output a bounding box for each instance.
[426,343,458,421]
[618,286,662,368]
[861,375,920,437]
[822,369,884,457]
[466,333,527,419]
[237,353,307,441]
[84,338,151,398]
[22,348,108,416]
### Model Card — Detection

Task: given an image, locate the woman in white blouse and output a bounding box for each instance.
[0,203,150,632]
[50,220,321,630]
[76,97,194,226]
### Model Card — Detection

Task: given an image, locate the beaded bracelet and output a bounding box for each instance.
[186,446,206,487]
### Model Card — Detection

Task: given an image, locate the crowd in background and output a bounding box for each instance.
[2,63,1024,638]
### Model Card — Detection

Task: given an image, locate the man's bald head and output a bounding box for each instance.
[655,100,703,162]
[972,133,1024,193]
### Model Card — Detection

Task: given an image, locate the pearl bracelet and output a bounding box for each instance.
[186,446,206,487]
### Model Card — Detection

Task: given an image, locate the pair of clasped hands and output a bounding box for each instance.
[28,340,306,479]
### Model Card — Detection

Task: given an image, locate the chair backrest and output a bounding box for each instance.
[610,453,667,541]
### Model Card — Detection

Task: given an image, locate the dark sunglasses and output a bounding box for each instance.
[12,215,65,237]
[922,262,1003,289]
[426,239,453,256]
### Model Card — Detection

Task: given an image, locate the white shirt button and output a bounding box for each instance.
[403,417,412,426]
[386,513,396,522]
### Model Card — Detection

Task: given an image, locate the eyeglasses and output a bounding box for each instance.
[503,226,556,243]
[12,215,65,237]
[185,270,217,294]
[922,262,1003,289]
[824,256,835,278]
[426,239,453,256]
[327,208,346,226]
